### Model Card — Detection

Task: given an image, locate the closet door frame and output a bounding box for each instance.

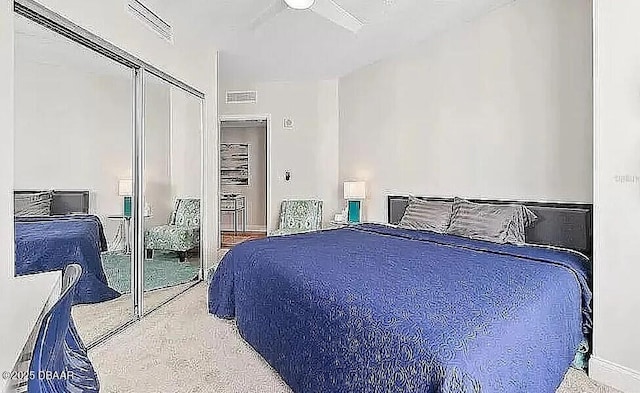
[14,0,207,325]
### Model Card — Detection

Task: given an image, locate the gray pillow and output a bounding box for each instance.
[14,191,53,217]
[446,197,537,244]
[399,197,453,233]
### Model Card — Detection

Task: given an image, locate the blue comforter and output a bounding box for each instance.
[15,215,120,304]
[209,224,591,393]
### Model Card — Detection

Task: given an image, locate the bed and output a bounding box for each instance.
[208,196,592,393]
[14,190,120,304]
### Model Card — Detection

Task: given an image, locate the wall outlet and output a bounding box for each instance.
[283,118,294,130]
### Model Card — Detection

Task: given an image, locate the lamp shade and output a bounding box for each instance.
[344,181,366,200]
[118,179,133,196]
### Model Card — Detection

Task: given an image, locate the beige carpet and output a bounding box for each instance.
[73,281,196,345]
[90,283,621,393]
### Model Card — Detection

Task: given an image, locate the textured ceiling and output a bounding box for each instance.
[146,0,517,81]
[16,0,518,82]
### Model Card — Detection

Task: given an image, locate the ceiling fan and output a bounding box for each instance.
[249,0,364,34]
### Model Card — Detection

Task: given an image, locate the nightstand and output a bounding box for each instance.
[323,221,350,230]
[107,215,132,254]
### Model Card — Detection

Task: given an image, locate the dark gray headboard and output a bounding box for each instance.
[388,196,593,256]
[14,190,90,215]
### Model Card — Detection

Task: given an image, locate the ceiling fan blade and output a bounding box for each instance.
[310,0,364,33]
[249,0,287,32]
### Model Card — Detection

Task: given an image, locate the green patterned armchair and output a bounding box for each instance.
[271,200,323,236]
[145,198,200,262]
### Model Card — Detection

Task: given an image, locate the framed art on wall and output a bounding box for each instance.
[221,143,249,185]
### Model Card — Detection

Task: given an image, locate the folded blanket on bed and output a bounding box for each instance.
[209,224,591,393]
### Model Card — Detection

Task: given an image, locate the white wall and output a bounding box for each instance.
[0,0,13,278]
[591,1,640,391]
[221,125,267,231]
[218,78,340,230]
[170,88,202,201]
[13,55,174,241]
[339,0,593,223]
[14,59,132,241]
[144,79,173,228]
[0,0,17,383]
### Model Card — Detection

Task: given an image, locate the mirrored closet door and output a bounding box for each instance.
[141,72,203,314]
[13,13,136,345]
[12,2,206,347]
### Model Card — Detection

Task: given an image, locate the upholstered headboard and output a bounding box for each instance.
[387,196,593,256]
[14,190,90,215]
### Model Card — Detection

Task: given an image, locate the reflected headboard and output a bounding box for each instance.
[387,196,593,257]
[14,190,90,215]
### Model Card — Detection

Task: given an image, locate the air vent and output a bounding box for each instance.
[127,0,173,42]
[226,91,258,104]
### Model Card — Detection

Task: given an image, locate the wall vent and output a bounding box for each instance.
[226,91,258,104]
[128,0,173,42]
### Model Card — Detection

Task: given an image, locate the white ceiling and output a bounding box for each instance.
[145,0,517,81]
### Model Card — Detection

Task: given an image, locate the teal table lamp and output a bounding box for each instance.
[118,179,133,218]
[344,181,366,223]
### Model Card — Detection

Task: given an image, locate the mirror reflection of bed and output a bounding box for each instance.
[13,190,201,344]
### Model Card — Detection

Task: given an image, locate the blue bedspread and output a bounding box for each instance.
[209,224,591,393]
[15,215,120,304]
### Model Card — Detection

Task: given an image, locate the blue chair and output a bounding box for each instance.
[28,264,100,393]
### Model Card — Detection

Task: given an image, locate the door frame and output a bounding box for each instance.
[218,114,272,249]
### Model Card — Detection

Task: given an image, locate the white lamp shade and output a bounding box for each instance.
[285,0,315,9]
[118,179,133,196]
[344,181,366,200]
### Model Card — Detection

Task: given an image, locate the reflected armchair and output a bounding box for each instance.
[271,199,323,236]
[145,198,200,262]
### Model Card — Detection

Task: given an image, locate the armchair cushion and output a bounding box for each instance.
[273,200,323,236]
[172,198,200,226]
[146,198,201,252]
[145,225,200,252]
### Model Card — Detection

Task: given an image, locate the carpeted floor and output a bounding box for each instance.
[90,283,621,393]
[73,282,196,345]
[102,251,200,293]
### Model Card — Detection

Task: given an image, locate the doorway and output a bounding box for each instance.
[219,117,269,249]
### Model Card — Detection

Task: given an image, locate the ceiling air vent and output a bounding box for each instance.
[127,0,173,42]
[226,91,258,104]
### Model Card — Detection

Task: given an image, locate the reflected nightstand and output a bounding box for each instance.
[107,215,132,254]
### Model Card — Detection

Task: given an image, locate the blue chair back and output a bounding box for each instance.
[28,264,100,393]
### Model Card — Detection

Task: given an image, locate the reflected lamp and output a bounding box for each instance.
[118,179,133,218]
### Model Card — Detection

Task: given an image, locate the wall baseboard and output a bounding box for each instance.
[590,355,640,392]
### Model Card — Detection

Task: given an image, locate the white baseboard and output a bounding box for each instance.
[590,355,640,392]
